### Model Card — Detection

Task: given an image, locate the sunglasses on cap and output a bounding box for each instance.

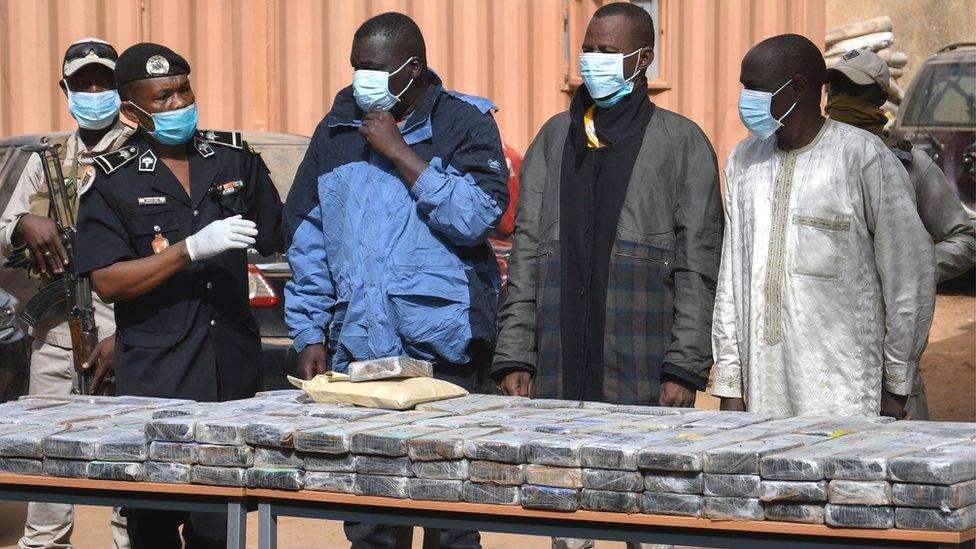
[64,41,118,64]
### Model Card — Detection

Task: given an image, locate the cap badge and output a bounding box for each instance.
[843,49,860,61]
[146,55,170,76]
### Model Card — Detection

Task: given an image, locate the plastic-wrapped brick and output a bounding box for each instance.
[508,399,582,409]
[88,461,144,482]
[793,417,895,437]
[408,478,464,502]
[524,465,582,488]
[703,497,764,520]
[824,504,893,529]
[42,458,89,478]
[351,425,446,457]
[254,446,303,468]
[41,428,104,460]
[149,442,199,464]
[415,394,525,414]
[145,417,197,442]
[413,416,501,430]
[823,444,921,480]
[190,465,246,487]
[246,467,304,491]
[347,356,433,382]
[354,474,409,498]
[892,480,976,509]
[359,411,453,425]
[640,492,703,517]
[294,422,394,455]
[0,457,42,475]
[524,409,604,421]
[582,469,643,492]
[526,434,604,467]
[145,461,191,484]
[763,503,825,524]
[304,453,357,473]
[609,405,693,416]
[463,481,520,505]
[520,484,579,511]
[827,480,891,505]
[408,428,503,461]
[635,429,770,472]
[0,426,67,457]
[581,489,641,513]
[92,430,149,462]
[759,434,898,481]
[413,459,469,480]
[869,421,976,439]
[760,480,828,503]
[680,412,780,430]
[889,451,976,485]
[305,472,356,494]
[194,416,250,445]
[703,474,761,498]
[702,435,823,474]
[356,455,413,476]
[469,460,525,485]
[895,505,975,532]
[581,435,666,471]
[198,445,254,467]
[151,403,220,419]
[464,431,538,464]
[245,416,343,448]
[304,407,394,421]
[644,471,703,494]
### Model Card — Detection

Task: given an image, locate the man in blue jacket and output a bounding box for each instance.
[283,12,508,549]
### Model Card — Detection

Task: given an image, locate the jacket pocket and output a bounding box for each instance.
[386,267,472,364]
[130,206,180,257]
[789,213,851,281]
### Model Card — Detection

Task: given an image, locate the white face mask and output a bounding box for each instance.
[352,57,416,112]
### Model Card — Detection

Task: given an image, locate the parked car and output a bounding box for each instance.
[891,43,976,219]
[0,130,523,397]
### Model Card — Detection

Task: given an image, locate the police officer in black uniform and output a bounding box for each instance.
[75,43,282,548]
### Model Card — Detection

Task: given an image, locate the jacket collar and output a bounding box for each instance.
[326,69,444,146]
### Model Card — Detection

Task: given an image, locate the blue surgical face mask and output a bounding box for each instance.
[579,49,642,109]
[738,79,797,140]
[64,83,120,130]
[130,102,199,145]
[353,57,415,112]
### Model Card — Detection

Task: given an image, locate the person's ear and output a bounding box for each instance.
[638,46,654,74]
[790,73,808,101]
[408,56,423,79]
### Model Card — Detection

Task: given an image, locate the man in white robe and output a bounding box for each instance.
[711,34,936,418]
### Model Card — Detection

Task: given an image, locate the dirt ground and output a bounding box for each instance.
[0,294,972,549]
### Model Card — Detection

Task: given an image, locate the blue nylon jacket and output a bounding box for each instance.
[283,71,509,371]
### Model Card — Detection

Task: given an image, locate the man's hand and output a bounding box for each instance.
[82,333,116,394]
[16,213,68,276]
[659,379,697,407]
[297,344,328,380]
[881,390,911,420]
[358,108,410,160]
[720,397,747,412]
[498,371,532,397]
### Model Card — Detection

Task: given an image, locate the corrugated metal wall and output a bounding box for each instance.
[0,0,824,160]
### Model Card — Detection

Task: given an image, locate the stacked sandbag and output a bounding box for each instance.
[824,15,909,121]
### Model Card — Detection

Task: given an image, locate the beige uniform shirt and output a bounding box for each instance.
[711,120,936,417]
[0,120,131,347]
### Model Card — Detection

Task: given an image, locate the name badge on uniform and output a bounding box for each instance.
[213,180,243,197]
[138,196,167,206]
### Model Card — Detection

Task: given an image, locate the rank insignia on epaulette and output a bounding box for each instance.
[138,149,157,172]
[199,130,243,149]
[92,145,138,174]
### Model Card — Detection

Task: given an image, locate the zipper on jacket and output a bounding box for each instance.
[614,252,671,267]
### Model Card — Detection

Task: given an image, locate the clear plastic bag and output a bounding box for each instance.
[895,505,975,531]
[520,485,579,511]
[42,458,89,478]
[194,416,250,446]
[88,461,144,482]
[190,465,246,487]
[347,356,433,382]
[703,474,761,498]
[643,471,703,494]
[462,481,520,505]
[581,489,641,513]
[764,503,825,524]
[408,478,464,502]
[827,480,892,505]
[246,467,304,491]
[582,468,643,492]
[294,422,395,455]
[415,394,525,414]
[889,451,976,485]
[703,435,823,474]
[824,504,893,529]
[640,492,703,517]
[148,442,199,464]
[0,457,42,475]
[408,427,503,461]
[198,444,253,467]
[703,497,764,520]
[254,446,303,468]
[759,480,827,503]
[351,425,447,457]
[412,459,469,480]
[892,480,976,510]
[524,465,582,489]
[356,455,414,476]
[145,461,191,483]
[145,417,197,442]
[245,416,344,448]
[305,471,356,494]
[580,434,666,471]
[354,474,409,498]
[464,431,538,464]
[469,460,525,485]
[304,453,357,473]
[526,434,603,467]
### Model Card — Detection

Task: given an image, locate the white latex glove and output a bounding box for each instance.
[184,215,258,261]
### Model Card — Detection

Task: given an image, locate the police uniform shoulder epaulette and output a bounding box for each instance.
[92,145,139,175]
[197,129,243,149]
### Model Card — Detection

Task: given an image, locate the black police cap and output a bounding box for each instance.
[114,43,190,86]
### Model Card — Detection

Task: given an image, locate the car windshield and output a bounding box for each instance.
[902,60,976,128]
